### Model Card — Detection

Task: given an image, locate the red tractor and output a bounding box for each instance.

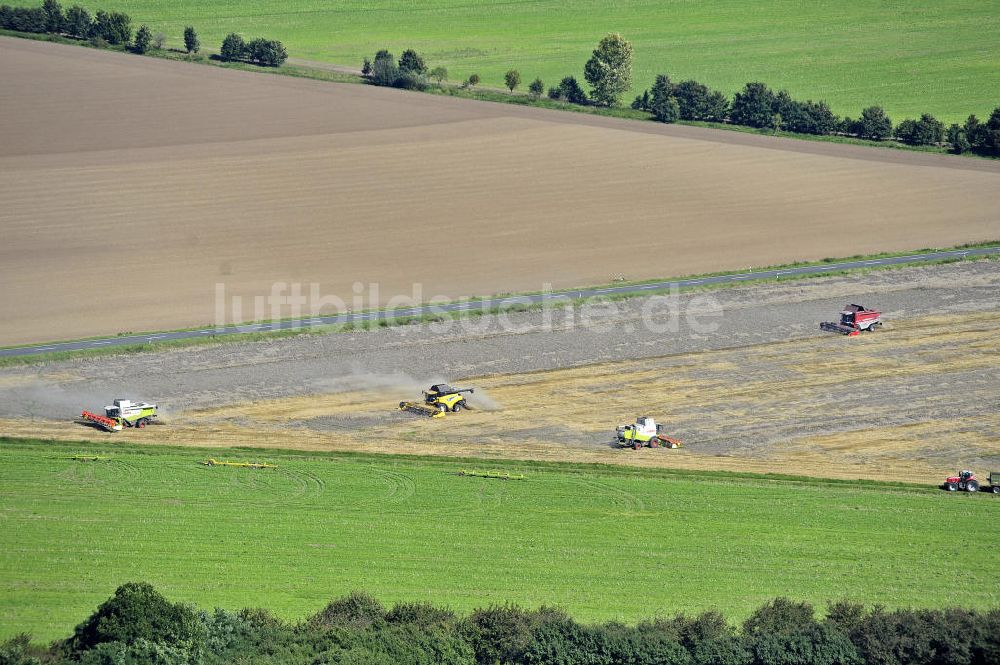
[943,470,981,493]
[820,304,882,336]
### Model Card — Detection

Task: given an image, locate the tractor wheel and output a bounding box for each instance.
[967,480,979,493]
[946,482,958,491]
[992,485,1000,494]
[633,440,642,450]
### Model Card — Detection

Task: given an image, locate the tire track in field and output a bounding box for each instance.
[551,475,647,512]
[367,467,416,504]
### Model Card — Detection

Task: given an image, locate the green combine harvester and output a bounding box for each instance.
[81,399,159,431]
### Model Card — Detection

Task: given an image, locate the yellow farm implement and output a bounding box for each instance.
[201,459,277,469]
[458,469,525,481]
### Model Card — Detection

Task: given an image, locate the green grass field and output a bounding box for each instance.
[2,439,997,642]
[79,0,998,122]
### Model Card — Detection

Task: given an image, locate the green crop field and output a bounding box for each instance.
[74,0,998,122]
[1,438,998,642]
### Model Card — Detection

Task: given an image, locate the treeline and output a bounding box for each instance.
[0,0,133,46]
[359,32,1000,156]
[3,6,998,154]
[630,76,1000,155]
[3,583,999,665]
[0,1,284,65]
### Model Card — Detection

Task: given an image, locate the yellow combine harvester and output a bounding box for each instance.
[399,384,475,417]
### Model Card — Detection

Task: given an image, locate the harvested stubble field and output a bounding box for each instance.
[2,37,999,345]
[1,438,998,642]
[1,262,996,483]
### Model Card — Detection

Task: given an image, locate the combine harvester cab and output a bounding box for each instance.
[820,304,882,336]
[399,384,475,417]
[81,398,158,432]
[616,416,682,450]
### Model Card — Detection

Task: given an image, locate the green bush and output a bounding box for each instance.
[3,6,47,33]
[247,37,286,66]
[219,32,246,61]
[0,633,40,665]
[183,25,198,53]
[132,24,151,54]
[394,69,428,90]
[895,113,945,145]
[69,582,205,657]
[41,0,62,32]
[461,603,537,664]
[672,79,730,121]
[731,82,777,128]
[76,639,194,665]
[310,591,387,630]
[743,598,817,636]
[398,48,427,75]
[387,601,457,629]
[650,73,678,122]
[555,75,587,104]
[90,9,130,45]
[62,5,90,38]
[855,105,893,140]
[748,624,860,665]
[370,49,398,86]
[504,68,521,92]
[430,66,448,85]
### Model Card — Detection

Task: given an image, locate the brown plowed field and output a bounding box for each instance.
[1,37,998,345]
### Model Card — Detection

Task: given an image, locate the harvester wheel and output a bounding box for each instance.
[650,438,660,448]
[452,402,462,412]
[136,418,146,429]
[438,405,448,414]
[633,440,642,450]
[967,480,979,493]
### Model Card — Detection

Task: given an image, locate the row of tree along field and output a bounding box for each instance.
[361,34,1000,156]
[3,582,998,665]
[2,3,997,156]
[0,1,286,65]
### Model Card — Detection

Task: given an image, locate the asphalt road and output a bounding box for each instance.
[3,247,997,358]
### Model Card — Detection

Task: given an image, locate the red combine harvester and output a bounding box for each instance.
[820,304,882,336]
